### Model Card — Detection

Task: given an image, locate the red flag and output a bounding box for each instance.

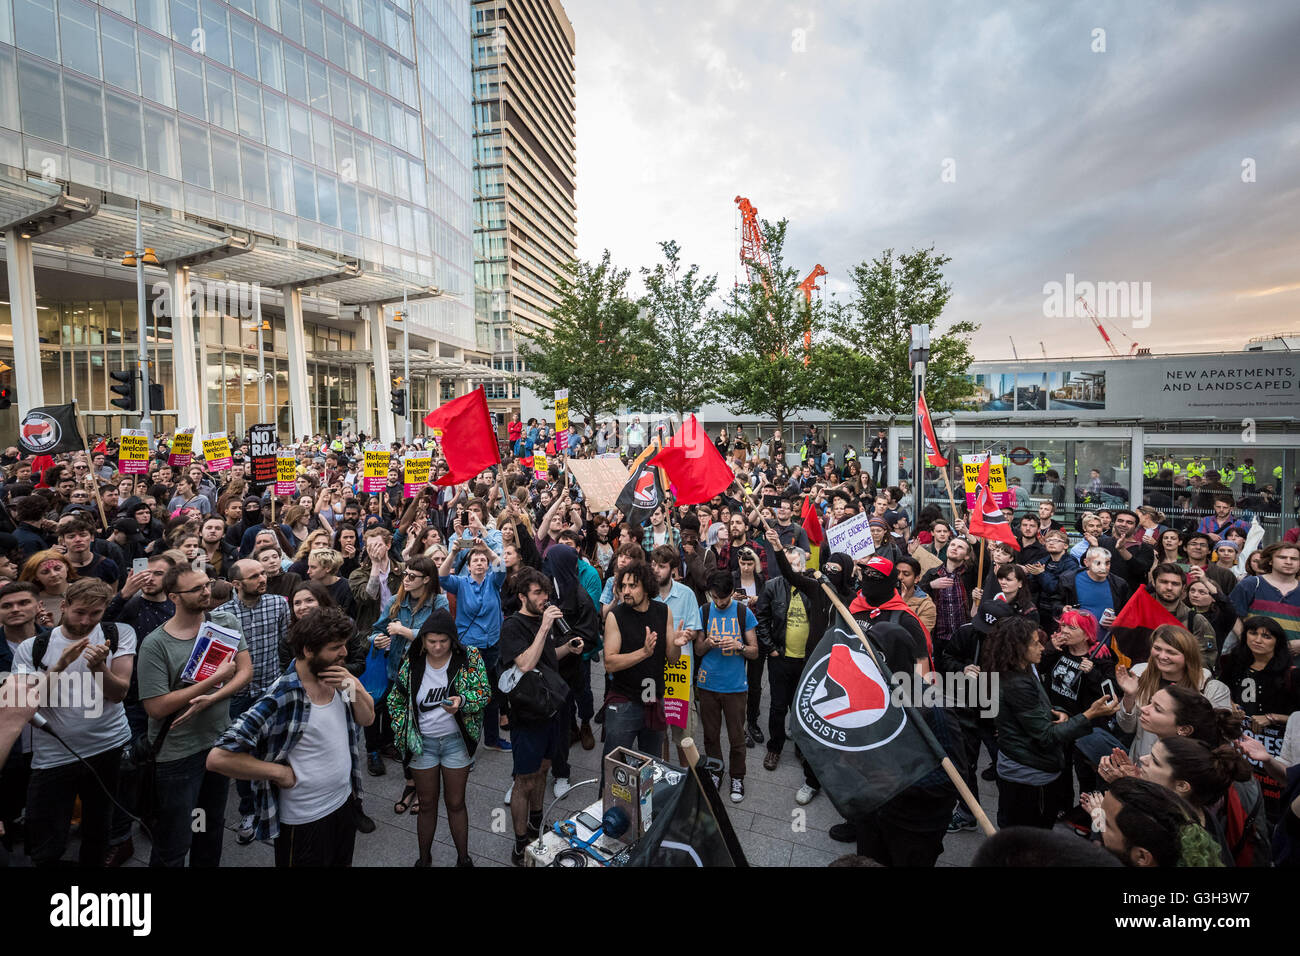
[422,387,500,486]
[92,438,108,455]
[967,455,1018,550]
[1107,584,1184,669]
[646,414,734,506]
[801,496,825,546]
[915,393,948,467]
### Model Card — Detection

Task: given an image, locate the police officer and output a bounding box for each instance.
[1031,452,1051,494]
[1240,458,1257,494]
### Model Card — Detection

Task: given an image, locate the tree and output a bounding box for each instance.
[813,246,977,418]
[517,250,651,429]
[638,240,722,420]
[714,219,823,440]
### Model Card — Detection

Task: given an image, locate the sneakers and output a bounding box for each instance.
[503,781,515,805]
[510,846,526,867]
[710,771,722,790]
[552,777,572,799]
[235,813,257,845]
[828,821,857,843]
[366,752,385,776]
[456,856,474,867]
[730,778,745,803]
[745,730,756,749]
[747,722,765,745]
[947,811,977,833]
[355,807,376,834]
[579,722,595,751]
[569,723,581,745]
[762,750,780,771]
[103,839,134,867]
[795,785,819,806]
[482,738,513,753]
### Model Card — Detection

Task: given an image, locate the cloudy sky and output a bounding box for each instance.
[561,0,1300,360]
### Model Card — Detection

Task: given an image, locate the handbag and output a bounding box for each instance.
[360,640,391,700]
[120,712,177,823]
[499,663,569,724]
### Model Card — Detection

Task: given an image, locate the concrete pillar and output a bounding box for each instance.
[355,311,373,441]
[4,230,44,415]
[282,285,312,441]
[1130,426,1144,509]
[366,302,396,445]
[887,427,901,487]
[167,264,204,432]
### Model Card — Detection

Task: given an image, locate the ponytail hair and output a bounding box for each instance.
[1162,685,1241,746]
[1156,736,1252,808]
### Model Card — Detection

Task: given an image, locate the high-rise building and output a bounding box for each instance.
[0,0,508,441]
[470,0,575,420]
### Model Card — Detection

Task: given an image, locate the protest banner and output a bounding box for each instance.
[248,423,278,484]
[403,450,432,497]
[117,429,150,475]
[533,452,548,479]
[961,454,1014,509]
[554,388,569,454]
[363,443,390,492]
[663,647,692,729]
[274,451,298,496]
[565,457,631,512]
[167,429,195,468]
[202,432,232,471]
[825,510,878,560]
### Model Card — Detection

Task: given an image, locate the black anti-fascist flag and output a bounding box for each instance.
[618,761,748,867]
[790,615,939,820]
[18,403,85,456]
[614,458,661,527]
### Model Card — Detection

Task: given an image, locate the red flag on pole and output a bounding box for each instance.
[801,496,825,547]
[1107,584,1184,669]
[422,387,500,486]
[646,414,734,506]
[967,455,1018,550]
[915,392,948,467]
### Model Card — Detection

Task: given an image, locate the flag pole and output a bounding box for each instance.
[812,573,997,836]
[940,466,960,525]
[73,401,108,530]
[977,537,986,584]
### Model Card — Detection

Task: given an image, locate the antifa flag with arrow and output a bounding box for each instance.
[619,760,748,867]
[789,615,940,819]
[615,458,661,527]
[1107,584,1184,669]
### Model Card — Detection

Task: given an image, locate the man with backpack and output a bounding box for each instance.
[10,579,135,867]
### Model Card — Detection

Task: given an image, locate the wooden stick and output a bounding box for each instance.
[680,736,701,768]
[812,572,997,837]
[940,465,960,525]
[74,404,109,530]
[977,537,986,584]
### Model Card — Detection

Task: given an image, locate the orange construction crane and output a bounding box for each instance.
[1076,295,1140,356]
[798,264,827,359]
[735,196,773,295]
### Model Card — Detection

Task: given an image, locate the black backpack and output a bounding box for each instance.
[30,622,119,670]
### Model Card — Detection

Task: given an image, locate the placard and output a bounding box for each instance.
[362,443,390,492]
[403,450,432,498]
[533,452,548,479]
[248,423,278,483]
[824,511,878,561]
[962,454,1014,509]
[554,388,569,455]
[663,644,692,728]
[275,451,298,496]
[167,429,194,468]
[202,432,232,471]
[117,429,150,475]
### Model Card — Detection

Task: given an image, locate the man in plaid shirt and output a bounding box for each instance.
[216,558,290,842]
[208,607,373,866]
[918,538,975,655]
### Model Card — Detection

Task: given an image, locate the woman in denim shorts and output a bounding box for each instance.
[388,609,491,867]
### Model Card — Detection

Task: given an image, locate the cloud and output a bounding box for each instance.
[563,0,1300,357]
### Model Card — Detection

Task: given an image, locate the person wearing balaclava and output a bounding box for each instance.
[847,555,931,675]
[235,494,267,556]
[539,544,598,799]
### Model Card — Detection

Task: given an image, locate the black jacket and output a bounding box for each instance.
[754,574,814,657]
[995,670,1092,773]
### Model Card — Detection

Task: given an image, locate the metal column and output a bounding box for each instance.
[3,229,44,415]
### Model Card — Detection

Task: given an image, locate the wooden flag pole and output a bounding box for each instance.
[977,537,986,584]
[73,402,109,530]
[940,466,961,525]
[812,572,997,836]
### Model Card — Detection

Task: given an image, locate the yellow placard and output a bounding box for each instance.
[533,452,548,477]
[276,454,297,483]
[555,389,569,432]
[117,430,149,475]
[363,444,390,491]
[403,451,432,497]
[961,454,1009,494]
[201,432,232,470]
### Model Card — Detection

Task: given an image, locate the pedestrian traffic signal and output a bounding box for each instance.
[148,382,164,411]
[0,386,11,410]
[110,369,137,411]
[390,383,406,416]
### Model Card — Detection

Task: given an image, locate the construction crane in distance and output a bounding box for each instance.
[798,263,827,361]
[735,196,773,296]
[1076,294,1141,357]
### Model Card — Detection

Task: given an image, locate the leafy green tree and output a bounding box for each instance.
[813,246,977,418]
[638,240,722,420]
[714,219,823,439]
[517,250,650,428]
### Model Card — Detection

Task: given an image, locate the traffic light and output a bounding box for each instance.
[390,381,406,416]
[148,383,164,411]
[110,369,137,411]
[0,386,11,410]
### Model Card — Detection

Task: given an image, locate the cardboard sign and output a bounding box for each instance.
[962,454,1014,509]
[362,443,390,492]
[825,511,878,561]
[566,457,632,512]
[403,450,432,498]
[202,432,232,471]
[248,423,278,483]
[554,389,569,454]
[663,644,692,728]
[167,429,194,469]
[274,452,297,496]
[533,452,548,479]
[118,429,150,475]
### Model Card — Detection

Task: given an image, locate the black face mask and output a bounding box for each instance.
[857,569,895,607]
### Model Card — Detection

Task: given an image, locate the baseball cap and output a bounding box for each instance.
[863,555,894,577]
[973,599,1015,633]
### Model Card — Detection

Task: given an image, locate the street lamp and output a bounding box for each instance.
[120,200,161,443]
[244,309,271,424]
[393,287,411,443]
[909,323,931,516]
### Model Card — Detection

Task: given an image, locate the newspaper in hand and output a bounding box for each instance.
[179,620,243,684]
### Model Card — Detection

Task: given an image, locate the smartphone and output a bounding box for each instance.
[438,697,456,708]
[733,590,748,601]
[132,558,149,575]
[575,811,603,833]
[1101,679,1117,701]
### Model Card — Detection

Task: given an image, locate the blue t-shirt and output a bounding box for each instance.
[1074,573,1113,636]
[697,600,757,694]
